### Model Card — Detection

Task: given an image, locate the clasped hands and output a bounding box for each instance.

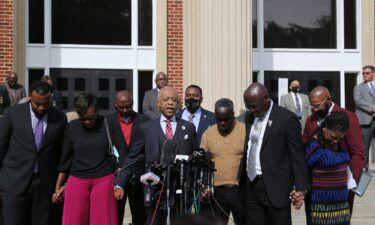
[289,191,305,210]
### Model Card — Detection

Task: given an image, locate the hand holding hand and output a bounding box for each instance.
[114,188,125,200]
[52,185,65,204]
[290,191,305,210]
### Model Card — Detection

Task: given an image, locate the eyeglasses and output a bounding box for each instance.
[310,98,328,110]
[362,72,372,75]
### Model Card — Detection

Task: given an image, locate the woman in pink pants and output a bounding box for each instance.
[52,94,118,225]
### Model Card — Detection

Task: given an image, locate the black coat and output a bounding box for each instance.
[238,104,310,208]
[115,117,198,187]
[0,84,10,116]
[0,103,67,194]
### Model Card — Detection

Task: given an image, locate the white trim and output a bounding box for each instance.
[133,69,139,111]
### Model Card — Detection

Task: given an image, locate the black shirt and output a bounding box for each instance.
[59,115,114,178]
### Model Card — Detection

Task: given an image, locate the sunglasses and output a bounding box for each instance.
[362,72,372,75]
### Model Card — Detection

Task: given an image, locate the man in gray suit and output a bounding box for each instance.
[142,71,169,119]
[0,72,26,106]
[279,80,311,130]
[354,65,375,172]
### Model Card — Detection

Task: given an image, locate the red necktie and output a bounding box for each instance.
[165,120,173,140]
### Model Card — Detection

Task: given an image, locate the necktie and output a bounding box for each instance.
[165,120,173,140]
[188,114,195,122]
[34,118,44,173]
[247,117,264,181]
[295,94,302,118]
[370,83,375,97]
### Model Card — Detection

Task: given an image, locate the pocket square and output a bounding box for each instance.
[184,134,189,140]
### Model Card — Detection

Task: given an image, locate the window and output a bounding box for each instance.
[264,0,336,48]
[28,69,45,86]
[344,0,357,49]
[138,0,153,46]
[29,0,44,43]
[138,71,153,113]
[52,0,132,45]
[252,0,257,48]
[264,71,340,105]
[345,73,357,112]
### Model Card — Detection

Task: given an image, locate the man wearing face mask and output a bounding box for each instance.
[200,98,246,225]
[0,81,67,225]
[303,86,365,214]
[177,85,216,144]
[106,90,149,225]
[279,80,311,131]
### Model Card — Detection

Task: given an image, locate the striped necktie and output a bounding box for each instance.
[165,120,173,140]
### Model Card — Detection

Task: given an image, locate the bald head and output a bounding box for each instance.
[115,90,133,118]
[309,86,332,118]
[6,72,18,88]
[243,83,271,117]
[155,72,168,89]
[158,86,178,118]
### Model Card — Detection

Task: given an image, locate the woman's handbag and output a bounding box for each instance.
[104,117,121,170]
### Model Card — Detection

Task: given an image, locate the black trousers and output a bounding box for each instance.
[245,177,291,225]
[212,186,245,225]
[2,174,61,225]
[119,180,147,225]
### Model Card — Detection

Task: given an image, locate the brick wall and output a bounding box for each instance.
[167,0,183,96]
[0,0,13,83]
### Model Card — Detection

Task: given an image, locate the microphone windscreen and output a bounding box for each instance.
[205,151,212,161]
[160,139,178,165]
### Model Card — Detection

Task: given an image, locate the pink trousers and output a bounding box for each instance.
[62,174,118,225]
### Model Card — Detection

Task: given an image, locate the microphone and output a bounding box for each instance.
[174,155,190,163]
[193,148,205,158]
[140,172,160,186]
[160,139,178,166]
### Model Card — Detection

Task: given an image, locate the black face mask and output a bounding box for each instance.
[315,103,330,119]
[185,98,201,114]
[291,86,300,93]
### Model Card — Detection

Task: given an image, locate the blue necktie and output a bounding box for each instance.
[370,83,375,97]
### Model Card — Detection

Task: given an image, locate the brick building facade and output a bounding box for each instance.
[0,0,13,83]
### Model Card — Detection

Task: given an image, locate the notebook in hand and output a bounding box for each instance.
[351,172,373,197]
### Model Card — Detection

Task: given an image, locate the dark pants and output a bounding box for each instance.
[245,177,291,225]
[119,180,147,225]
[2,174,61,225]
[212,186,245,225]
[361,121,375,170]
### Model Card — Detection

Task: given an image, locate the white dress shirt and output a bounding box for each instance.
[291,92,303,113]
[246,101,273,176]
[181,107,201,132]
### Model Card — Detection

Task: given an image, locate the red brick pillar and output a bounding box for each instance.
[167,0,183,96]
[0,0,14,83]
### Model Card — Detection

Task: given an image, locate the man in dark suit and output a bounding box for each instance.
[107,90,149,225]
[0,81,67,225]
[303,86,365,213]
[142,72,169,119]
[177,85,216,144]
[115,86,197,225]
[0,84,10,118]
[238,83,310,225]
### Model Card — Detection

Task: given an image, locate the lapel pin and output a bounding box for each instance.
[182,125,186,130]
[204,115,207,118]
[184,134,189,140]
[268,120,273,127]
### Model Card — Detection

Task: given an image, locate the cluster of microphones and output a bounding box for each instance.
[139,140,215,221]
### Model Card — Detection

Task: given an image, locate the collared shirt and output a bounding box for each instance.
[246,101,273,176]
[29,103,48,134]
[181,107,201,132]
[291,92,303,114]
[117,112,133,145]
[367,80,375,89]
[160,114,177,136]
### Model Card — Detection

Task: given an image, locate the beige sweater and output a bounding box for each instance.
[200,121,245,186]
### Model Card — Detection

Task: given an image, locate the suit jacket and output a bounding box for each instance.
[279,92,311,131]
[238,104,310,208]
[107,112,149,178]
[176,107,216,144]
[303,104,365,181]
[115,117,197,187]
[0,103,67,195]
[353,82,375,125]
[3,83,26,106]
[0,84,10,116]
[52,89,63,110]
[142,88,160,119]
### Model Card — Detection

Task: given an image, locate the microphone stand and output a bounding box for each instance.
[166,163,172,225]
[179,161,184,215]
